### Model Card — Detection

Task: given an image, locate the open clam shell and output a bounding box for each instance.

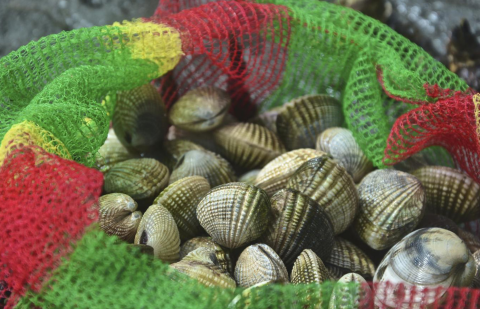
[291,249,331,284]
[180,237,233,275]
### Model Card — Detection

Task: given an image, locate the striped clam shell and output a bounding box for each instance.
[353,169,426,250]
[291,249,331,284]
[276,94,343,150]
[95,128,135,173]
[329,273,372,309]
[180,237,233,274]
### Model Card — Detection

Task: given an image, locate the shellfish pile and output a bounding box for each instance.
[94,84,480,308]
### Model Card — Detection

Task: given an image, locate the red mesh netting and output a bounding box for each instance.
[0,146,103,308]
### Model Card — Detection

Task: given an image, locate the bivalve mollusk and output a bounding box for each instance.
[180,237,233,274]
[250,107,283,133]
[95,128,135,173]
[328,273,372,309]
[238,170,261,185]
[473,250,480,288]
[291,249,331,284]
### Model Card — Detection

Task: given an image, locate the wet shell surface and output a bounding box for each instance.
[113,83,168,153]
[250,107,283,133]
[103,158,170,205]
[95,128,135,173]
[374,228,476,308]
[287,155,358,234]
[213,123,286,170]
[291,249,331,284]
[97,193,142,242]
[235,244,289,287]
[276,94,343,150]
[197,183,270,249]
[134,205,180,263]
[353,169,425,250]
[238,170,261,185]
[169,149,236,188]
[171,247,236,289]
[316,127,373,183]
[254,149,326,196]
[261,188,335,265]
[411,166,480,223]
[168,87,231,132]
[329,273,372,309]
[180,237,233,274]
[153,176,210,241]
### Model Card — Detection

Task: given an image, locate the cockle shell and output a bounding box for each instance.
[213,123,286,170]
[276,94,343,150]
[238,170,261,185]
[162,139,206,169]
[328,273,372,309]
[153,176,210,241]
[95,128,135,173]
[134,205,180,263]
[374,228,476,308]
[97,193,142,242]
[291,249,331,284]
[316,127,373,183]
[287,155,358,234]
[254,149,326,196]
[235,244,289,287]
[180,237,233,274]
[353,169,425,250]
[197,183,270,249]
[411,166,480,223]
[261,189,335,265]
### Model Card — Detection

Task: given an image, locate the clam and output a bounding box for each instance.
[97,193,142,242]
[163,139,206,169]
[213,123,286,170]
[169,149,236,187]
[276,94,343,150]
[104,158,169,207]
[168,87,231,132]
[95,128,135,173]
[329,273,372,309]
[324,237,376,280]
[291,249,331,284]
[411,166,480,223]
[134,205,180,263]
[180,237,233,274]
[374,228,475,308]
[315,127,373,183]
[457,228,480,254]
[153,176,210,241]
[235,244,289,287]
[473,250,480,288]
[254,149,326,196]
[167,126,221,154]
[170,247,236,288]
[250,107,283,133]
[197,182,270,249]
[261,189,335,265]
[286,155,358,234]
[238,170,261,185]
[113,83,168,153]
[353,169,425,250]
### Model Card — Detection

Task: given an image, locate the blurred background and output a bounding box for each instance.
[0,0,479,89]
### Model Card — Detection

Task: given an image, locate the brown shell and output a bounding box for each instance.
[249,107,283,133]
[197,182,270,249]
[134,205,180,263]
[411,166,480,223]
[254,149,326,196]
[169,149,236,188]
[168,87,231,132]
[180,237,233,274]
[291,249,331,284]
[238,170,261,185]
[286,155,358,234]
[457,228,480,254]
[261,188,335,265]
[95,128,135,173]
[113,83,168,153]
[213,123,286,170]
[329,273,372,309]
[353,169,426,250]
[234,244,289,287]
[97,193,142,242]
[276,94,343,150]
[153,176,210,241]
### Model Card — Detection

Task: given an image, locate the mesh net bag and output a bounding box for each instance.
[1,0,480,308]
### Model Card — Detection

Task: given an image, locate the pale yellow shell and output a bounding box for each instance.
[291,249,331,284]
[329,273,372,309]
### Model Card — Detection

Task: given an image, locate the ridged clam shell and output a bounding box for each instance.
[254,149,326,196]
[238,170,261,185]
[329,273,372,309]
[276,94,343,150]
[197,182,270,249]
[163,139,205,167]
[95,128,135,173]
[353,169,426,250]
[169,149,236,187]
[316,127,373,183]
[287,156,358,234]
[250,107,283,133]
[324,237,376,280]
[291,249,331,284]
[104,158,170,205]
[171,247,236,288]
[113,84,168,153]
[457,228,480,254]
[374,228,475,308]
[153,176,210,241]
[411,166,480,223]
[473,250,480,288]
[235,244,289,287]
[213,123,286,170]
[134,205,180,263]
[168,87,231,132]
[97,193,142,242]
[180,237,233,274]
[261,189,334,265]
